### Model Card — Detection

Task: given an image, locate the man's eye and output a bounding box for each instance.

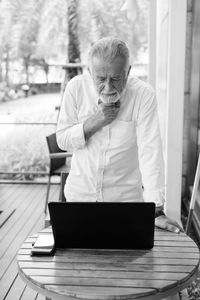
[98,78,105,82]
[112,78,120,81]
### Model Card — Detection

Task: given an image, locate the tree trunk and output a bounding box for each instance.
[24,57,30,84]
[5,47,10,86]
[66,0,81,80]
[60,0,81,110]
[44,63,49,85]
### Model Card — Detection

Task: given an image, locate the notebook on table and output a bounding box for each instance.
[48,202,155,250]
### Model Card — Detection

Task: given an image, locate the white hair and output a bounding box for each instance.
[88,37,130,67]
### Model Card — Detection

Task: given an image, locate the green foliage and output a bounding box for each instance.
[0,0,68,85]
[0,93,59,179]
[0,1,149,179]
[36,0,68,61]
[78,0,149,62]
[0,0,149,85]
[0,125,53,180]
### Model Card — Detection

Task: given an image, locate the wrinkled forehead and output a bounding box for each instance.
[90,56,129,76]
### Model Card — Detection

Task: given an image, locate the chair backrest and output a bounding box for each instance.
[46,133,66,175]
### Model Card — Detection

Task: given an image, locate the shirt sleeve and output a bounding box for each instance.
[56,79,86,151]
[136,88,165,207]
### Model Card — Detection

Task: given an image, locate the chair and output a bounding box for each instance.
[186,152,200,235]
[45,133,72,213]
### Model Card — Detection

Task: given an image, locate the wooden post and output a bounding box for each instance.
[165,0,187,221]
[188,0,200,187]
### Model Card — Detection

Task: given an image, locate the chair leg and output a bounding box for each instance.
[59,172,68,202]
[44,176,51,214]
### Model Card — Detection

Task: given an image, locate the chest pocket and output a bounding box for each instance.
[110,119,136,147]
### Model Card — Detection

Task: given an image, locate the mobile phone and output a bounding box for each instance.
[31,233,55,256]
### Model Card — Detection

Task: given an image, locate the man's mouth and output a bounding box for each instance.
[102,92,117,96]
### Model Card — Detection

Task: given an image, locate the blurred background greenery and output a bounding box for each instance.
[0,0,149,180]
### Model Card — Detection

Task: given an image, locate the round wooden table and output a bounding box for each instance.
[17,228,200,300]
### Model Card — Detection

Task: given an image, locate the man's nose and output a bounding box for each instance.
[104,79,113,92]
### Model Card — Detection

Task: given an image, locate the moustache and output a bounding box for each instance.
[99,92,120,104]
[98,99,120,107]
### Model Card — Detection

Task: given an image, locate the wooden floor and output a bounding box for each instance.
[0,183,60,300]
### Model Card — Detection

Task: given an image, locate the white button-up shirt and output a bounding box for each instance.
[56,73,165,207]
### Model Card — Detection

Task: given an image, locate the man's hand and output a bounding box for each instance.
[95,100,120,127]
[155,214,184,234]
[83,100,120,141]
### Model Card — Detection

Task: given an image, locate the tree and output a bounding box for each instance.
[77,0,148,64]
[36,0,68,63]
[66,0,81,80]
[17,0,44,84]
[0,0,149,87]
[0,0,69,86]
[0,0,24,85]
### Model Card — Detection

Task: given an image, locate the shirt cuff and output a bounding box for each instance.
[143,188,165,207]
[70,123,86,149]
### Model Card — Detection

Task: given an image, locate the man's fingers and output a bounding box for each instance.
[155,221,180,233]
[103,105,120,112]
[165,224,180,234]
[167,218,184,232]
[155,215,183,234]
[97,100,120,126]
[104,107,120,119]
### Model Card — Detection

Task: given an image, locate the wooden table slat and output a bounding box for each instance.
[21,268,190,281]
[154,241,197,247]
[17,254,199,267]
[18,261,197,273]
[29,275,177,290]
[23,234,199,248]
[18,248,200,260]
[22,241,200,253]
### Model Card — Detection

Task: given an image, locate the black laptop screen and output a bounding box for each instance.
[48,202,155,250]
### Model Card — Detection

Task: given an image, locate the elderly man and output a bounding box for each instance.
[57,37,182,233]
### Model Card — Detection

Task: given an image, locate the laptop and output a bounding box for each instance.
[48,202,155,250]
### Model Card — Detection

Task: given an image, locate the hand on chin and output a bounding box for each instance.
[98,99,120,107]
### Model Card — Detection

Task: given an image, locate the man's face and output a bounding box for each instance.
[90,56,130,104]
